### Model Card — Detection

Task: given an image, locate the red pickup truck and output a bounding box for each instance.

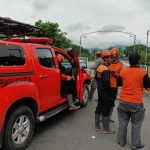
[0,37,90,150]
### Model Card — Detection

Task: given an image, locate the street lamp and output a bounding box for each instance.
[79,35,87,57]
[129,34,136,52]
[144,29,149,68]
[79,30,136,56]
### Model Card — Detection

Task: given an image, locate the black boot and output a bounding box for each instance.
[102,116,115,134]
[89,82,96,101]
[109,107,115,122]
[67,94,80,110]
[89,90,94,101]
[95,114,101,131]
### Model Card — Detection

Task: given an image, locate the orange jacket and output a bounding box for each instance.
[96,64,111,94]
[109,61,123,88]
[118,67,149,104]
[59,64,73,81]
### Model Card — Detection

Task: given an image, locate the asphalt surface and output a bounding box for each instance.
[28,93,150,150]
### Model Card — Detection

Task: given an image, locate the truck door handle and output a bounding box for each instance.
[39,75,48,78]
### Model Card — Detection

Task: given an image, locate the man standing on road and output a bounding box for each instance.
[95,50,115,134]
[88,51,103,101]
[117,53,150,150]
[109,48,123,122]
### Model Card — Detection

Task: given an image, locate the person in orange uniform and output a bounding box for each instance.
[95,50,115,134]
[56,54,80,110]
[117,53,150,150]
[109,48,123,122]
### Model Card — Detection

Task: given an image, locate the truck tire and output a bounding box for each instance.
[81,84,89,107]
[4,106,35,150]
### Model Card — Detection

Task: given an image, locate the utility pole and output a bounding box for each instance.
[79,35,82,57]
[144,29,149,69]
[129,34,136,52]
[79,35,87,57]
[138,41,140,54]
[133,35,136,52]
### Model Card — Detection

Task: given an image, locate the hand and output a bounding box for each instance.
[70,76,73,80]
[111,71,118,78]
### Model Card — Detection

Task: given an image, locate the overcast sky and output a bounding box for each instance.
[0,0,150,48]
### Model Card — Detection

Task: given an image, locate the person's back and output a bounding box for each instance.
[119,67,147,103]
[117,53,150,150]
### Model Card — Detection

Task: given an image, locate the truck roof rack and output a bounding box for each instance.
[0,16,41,39]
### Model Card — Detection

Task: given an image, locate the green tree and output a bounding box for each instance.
[32,20,72,49]
[126,44,150,66]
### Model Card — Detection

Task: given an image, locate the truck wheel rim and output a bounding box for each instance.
[83,88,88,104]
[12,115,30,145]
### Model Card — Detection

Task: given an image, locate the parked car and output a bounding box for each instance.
[78,57,91,75]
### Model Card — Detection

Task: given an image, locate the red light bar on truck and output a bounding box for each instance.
[7,37,53,44]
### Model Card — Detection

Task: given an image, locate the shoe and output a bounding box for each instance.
[95,127,101,131]
[67,94,80,110]
[109,118,115,122]
[95,114,100,131]
[131,144,145,150]
[69,105,80,110]
[89,98,93,102]
[109,107,115,123]
[88,95,93,101]
[74,98,79,103]
[118,142,126,147]
[102,128,116,134]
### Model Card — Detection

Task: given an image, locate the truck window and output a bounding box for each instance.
[0,45,25,66]
[62,57,72,68]
[36,48,55,68]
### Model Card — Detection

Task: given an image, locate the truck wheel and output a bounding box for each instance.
[4,106,35,150]
[81,84,89,107]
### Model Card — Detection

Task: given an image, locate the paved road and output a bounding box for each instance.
[28,94,150,150]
